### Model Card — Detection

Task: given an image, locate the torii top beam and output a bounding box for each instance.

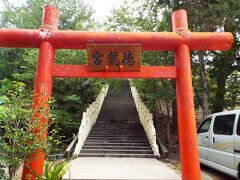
[0,29,233,51]
[0,7,233,51]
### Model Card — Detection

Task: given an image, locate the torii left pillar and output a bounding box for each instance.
[22,6,60,180]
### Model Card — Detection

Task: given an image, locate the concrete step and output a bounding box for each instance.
[90,128,145,131]
[95,123,142,126]
[97,118,139,121]
[81,149,153,154]
[97,121,141,126]
[89,132,145,135]
[92,124,143,126]
[88,135,147,138]
[84,142,150,146]
[87,137,147,140]
[91,127,144,129]
[85,139,149,143]
[90,130,145,133]
[90,128,144,132]
[94,123,142,126]
[83,146,151,150]
[93,123,142,125]
[78,153,155,158]
[93,127,143,129]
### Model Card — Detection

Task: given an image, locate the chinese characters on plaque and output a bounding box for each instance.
[87,44,141,71]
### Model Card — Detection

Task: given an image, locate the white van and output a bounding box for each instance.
[197,110,240,178]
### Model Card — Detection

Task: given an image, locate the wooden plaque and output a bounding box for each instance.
[87,44,141,72]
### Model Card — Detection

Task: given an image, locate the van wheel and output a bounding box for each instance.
[200,163,206,170]
[238,164,240,179]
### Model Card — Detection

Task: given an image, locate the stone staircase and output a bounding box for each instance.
[79,80,154,158]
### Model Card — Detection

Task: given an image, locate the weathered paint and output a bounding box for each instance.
[53,65,177,79]
[173,9,201,180]
[21,5,59,180]
[0,30,233,51]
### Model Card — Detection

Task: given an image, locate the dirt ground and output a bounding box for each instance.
[200,165,235,180]
[168,159,235,180]
[166,143,236,180]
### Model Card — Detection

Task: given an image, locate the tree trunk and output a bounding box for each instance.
[157,100,163,115]
[9,166,16,180]
[171,80,177,134]
[165,100,171,145]
[153,107,157,134]
[199,54,209,117]
[213,74,227,112]
[212,59,231,113]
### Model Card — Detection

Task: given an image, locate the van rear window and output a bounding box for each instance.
[213,114,235,135]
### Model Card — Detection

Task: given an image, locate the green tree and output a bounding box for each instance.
[225,70,240,109]
[0,0,103,142]
[0,0,95,85]
[161,0,240,113]
[0,79,59,180]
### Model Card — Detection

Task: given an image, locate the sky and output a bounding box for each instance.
[1,0,126,22]
[84,0,125,21]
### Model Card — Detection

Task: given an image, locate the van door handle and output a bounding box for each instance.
[205,136,209,139]
[213,137,215,144]
[234,148,240,153]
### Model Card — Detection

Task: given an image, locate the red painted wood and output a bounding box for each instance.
[0,29,39,48]
[22,5,59,180]
[0,29,233,51]
[41,5,60,30]
[50,31,233,51]
[173,9,201,180]
[53,65,177,79]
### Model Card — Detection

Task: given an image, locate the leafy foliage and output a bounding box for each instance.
[0,163,7,180]
[161,0,240,112]
[36,161,69,180]
[0,0,104,142]
[0,79,61,179]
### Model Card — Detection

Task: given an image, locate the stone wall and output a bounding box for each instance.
[130,85,160,158]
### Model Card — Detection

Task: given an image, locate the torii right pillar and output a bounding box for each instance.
[172,10,201,180]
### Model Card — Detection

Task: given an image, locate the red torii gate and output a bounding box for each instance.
[0,5,233,180]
